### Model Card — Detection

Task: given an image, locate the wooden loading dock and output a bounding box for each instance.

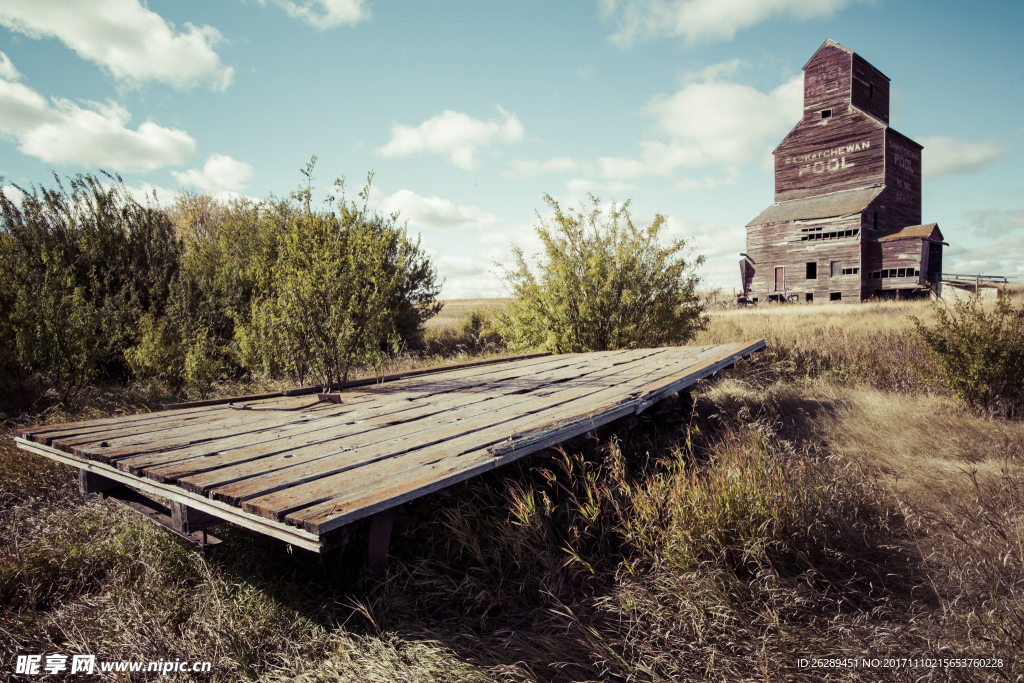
[14,340,764,564]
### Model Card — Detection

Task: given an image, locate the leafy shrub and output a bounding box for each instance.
[496,194,707,353]
[237,175,439,390]
[183,327,220,399]
[1,164,440,406]
[124,314,181,383]
[913,292,1024,417]
[0,174,181,402]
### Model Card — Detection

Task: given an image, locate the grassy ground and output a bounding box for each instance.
[2,299,1022,681]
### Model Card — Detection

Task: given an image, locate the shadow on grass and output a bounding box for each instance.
[0,382,949,681]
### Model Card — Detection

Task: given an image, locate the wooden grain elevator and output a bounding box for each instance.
[741,39,946,303]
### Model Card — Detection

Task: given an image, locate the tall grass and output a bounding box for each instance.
[2,299,1023,680]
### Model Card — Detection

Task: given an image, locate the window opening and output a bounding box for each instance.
[830,292,842,301]
[830,261,841,278]
[799,228,858,242]
[806,292,814,303]
[806,262,817,279]
[821,109,832,119]
[869,83,874,99]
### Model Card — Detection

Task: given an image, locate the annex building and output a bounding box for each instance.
[741,39,946,303]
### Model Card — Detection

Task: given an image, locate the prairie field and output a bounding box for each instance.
[2,298,1023,681]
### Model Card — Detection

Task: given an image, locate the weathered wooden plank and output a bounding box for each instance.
[14,437,322,551]
[277,342,760,533]
[14,402,224,443]
[194,347,683,505]
[169,348,673,493]
[40,393,336,450]
[79,469,119,495]
[60,353,575,463]
[242,345,727,524]
[110,351,627,476]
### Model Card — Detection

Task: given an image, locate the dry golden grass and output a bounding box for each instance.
[3,296,1023,681]
[697,298,939,342]
[423,298,510,331]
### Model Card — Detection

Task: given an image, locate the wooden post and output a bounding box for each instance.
[170,502,221,535]
[79,469,119,496]
[368,507,399,575]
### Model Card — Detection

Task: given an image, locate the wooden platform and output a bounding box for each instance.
[15,341,764,552]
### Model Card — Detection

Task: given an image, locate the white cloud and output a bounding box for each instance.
[599,0,865,45]
[563,178,637,202]
[0,0,233,90]
[259,0,369,28]
[369,187,497,230]
[663,214,744,288]
[172,154,254,193]
[964,209,1024,239]
[505,157,587,180]
[0,74,195,171]
[437,255,488,278]
[377,108,524,170]
[599,70,802,178]
[919,136,1004,179]
[0,51,20,81]
[945,237,1024,281]
[0,183,26,205]
[661,173,740,194]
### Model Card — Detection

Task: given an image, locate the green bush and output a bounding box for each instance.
[0,174,181,402]
[913,292,1024,417]
[496,194,707,353]
[183,327,220,399]
[1,164,440,406]
[236,174,440,390]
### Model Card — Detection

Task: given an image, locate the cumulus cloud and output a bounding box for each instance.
[599,69,802,178]
[172,154,254,193]
[0,71,195,171]
[369,187,497,230]
[0,0,233,90]
[599,0,866,45]
[563,178,637,202]
[377,108,524,170]
[964,209,1024,239]
[661,214,744,288]
[661,173,740,194]
[918,136,1005,179]
[258,0,369,28]
[944,238,1024,281]
[505,157,588,180]
[0,51,19,81]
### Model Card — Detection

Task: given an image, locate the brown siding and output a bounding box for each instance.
[746,215,863,303]
[850,54,890,124]
[774,114,885,201]
[745,41,932,304]
[802,45,852,123]
[861,237,926,298]
[884,129,923,228]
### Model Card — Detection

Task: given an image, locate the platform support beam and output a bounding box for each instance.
[368,507,398,575]
[170,501,222,535]
[79,469,119,496]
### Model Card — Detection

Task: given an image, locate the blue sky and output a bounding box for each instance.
[1,0,1021,297]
